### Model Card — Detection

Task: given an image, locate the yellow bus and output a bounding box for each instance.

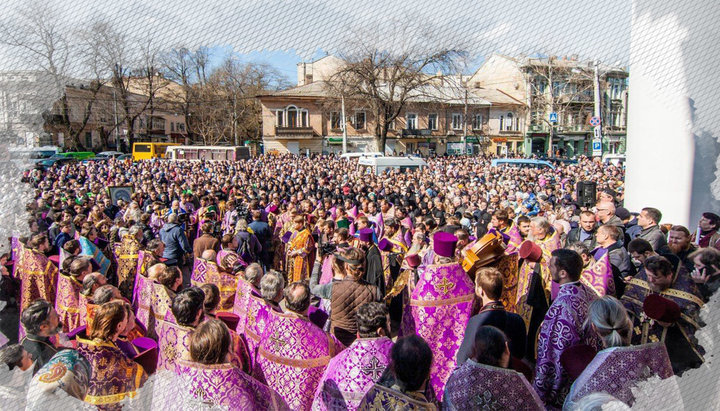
[132,142,180,161]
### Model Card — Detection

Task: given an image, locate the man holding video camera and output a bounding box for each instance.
[159,213,193,267]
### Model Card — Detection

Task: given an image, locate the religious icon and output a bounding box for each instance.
[108,186,134,205]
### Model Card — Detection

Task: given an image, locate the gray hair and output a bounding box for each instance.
[585,296,632,349]
[530,216,551,231]
[244,263,264,286]
[81,272,104,296]
[93,285,118,305]
[0,344,25,370]
[260,270,285,301]
[129,225,142,237]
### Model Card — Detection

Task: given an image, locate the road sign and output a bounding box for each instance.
[592,138,602,157]
[593,126,601,139]
[549,112,558,123]
[589,116,601,127]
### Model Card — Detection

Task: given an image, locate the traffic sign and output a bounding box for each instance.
[592,141,602,151]
[593,126,601,139]
[549,112,558,123]
[589,116,601,127]
[592,138,602,157]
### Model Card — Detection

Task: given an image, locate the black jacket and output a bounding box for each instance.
[21,333,58,369]
[456,303,527,365]
[364,245,385,297]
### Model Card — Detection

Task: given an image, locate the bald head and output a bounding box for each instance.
[201,249,217,261]
[596,201,616,224]
[147,263,167,281]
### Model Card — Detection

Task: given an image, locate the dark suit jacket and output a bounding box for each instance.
[456,303,527,365]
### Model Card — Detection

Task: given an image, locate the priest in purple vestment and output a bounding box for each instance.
[534,249,601,409]
[254,282,343,411]
[313,302,393,411]
[400,231,474,402]
[174,319,289,410]
[444,326,543,410]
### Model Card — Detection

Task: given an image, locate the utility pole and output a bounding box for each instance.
[341,95,347,154]
[593,61,603,158]
[113,88,119,151]
[463,77,468,155]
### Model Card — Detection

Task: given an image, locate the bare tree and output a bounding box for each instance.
[522,56,596,156]
[326,26,465,152]
[0,2,103,149]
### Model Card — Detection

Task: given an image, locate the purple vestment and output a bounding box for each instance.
[156,319,194,373]
[312,336,393,411]
[175,360,289,410]
[254,309,344,411]
[400,261,474,402]
[564,343,673,409]
[534,281,600,408]
[443,360,543,410]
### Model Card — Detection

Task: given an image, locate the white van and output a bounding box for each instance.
[602,154,626,166]
[339,151,384,160]
[358,156,428,175]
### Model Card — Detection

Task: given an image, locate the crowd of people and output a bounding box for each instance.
[0,153,718,410]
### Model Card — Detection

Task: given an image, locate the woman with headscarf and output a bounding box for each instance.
[25,349,94,410]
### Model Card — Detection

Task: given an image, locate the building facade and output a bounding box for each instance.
[469,54,628,157]
[259,56,526,156]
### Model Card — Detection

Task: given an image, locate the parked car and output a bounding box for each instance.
[117,154,132,161]
[35,156,78,169]
[95,151,124,159]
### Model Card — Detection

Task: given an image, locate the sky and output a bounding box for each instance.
[0,0,633,85]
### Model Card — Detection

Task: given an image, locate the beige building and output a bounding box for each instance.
[259,56,526,156]
[469,54,628,156]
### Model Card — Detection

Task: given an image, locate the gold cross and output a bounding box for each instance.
[434,278,456,295]
[269,329,287,351]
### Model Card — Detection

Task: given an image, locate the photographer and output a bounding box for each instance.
[159,213,192,266]
[248,210,271,268]
[235,219,261,264]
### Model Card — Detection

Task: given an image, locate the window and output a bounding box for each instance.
[354,111,366,129]
[451,113,463,130]
[85,132,92,148]
[177,123,185,132]
[287,106,298,127]
[330,112,342,129]
[472,114,483,130]
[300,110,308,127]
[406,113,417,130]
[428,113,438,130]
[499,115,504,130]
[506,113,514,131]
[274,110,284,127]
[170,122,175,132]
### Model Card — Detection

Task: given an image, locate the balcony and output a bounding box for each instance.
[528,124,549,133]
[401,128,433,137]
[499,129,522,135]
[275,126,315,139]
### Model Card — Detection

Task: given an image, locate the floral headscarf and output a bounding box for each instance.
[26,349,91,409]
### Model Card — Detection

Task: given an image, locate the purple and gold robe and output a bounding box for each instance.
[175,360,289,410]
[400,262,474,402]
[76,336,147,409]
[55,273,83,333]
[191,258,238,312]
[313,336,393,411]
[565,343,674,409]
[621,269,705,373]
[359,384,436,410]
[580,252,615,297]
[443,360,543,410]
[534,281,600,408]
[254,309,343,411]
[516,231,562,325]
[114,235,141,299]
[156,319,194,373]
[243,294,275,364]
[18,247,57,311]
[232,278,261,335]
[504,223,523,255]
[133,273,152,331]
